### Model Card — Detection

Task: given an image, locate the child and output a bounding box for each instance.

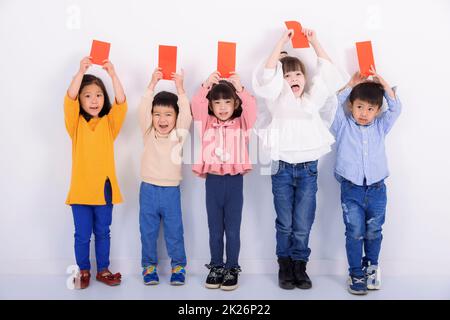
[192,71,257,291]
[65,56,127,289]
[331,68,401,295]
[138,68,192,286]
[252,28,345,290]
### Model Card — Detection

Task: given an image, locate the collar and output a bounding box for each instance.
[212,119,235,128]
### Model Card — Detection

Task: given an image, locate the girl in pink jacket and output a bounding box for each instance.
[191,71,257,291]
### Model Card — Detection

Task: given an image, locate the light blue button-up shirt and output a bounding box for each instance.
[331,87,402,186]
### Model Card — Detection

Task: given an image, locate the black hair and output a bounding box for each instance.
[349,82,385,108]
[152,91,179,115]
[279,56,306,76]
[78,74,111,122]
[206,80,242,119]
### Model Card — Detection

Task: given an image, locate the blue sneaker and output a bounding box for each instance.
[347,275,368,295]
[365,265,381,290]
[170,266,186,285]
[142,265,159,285]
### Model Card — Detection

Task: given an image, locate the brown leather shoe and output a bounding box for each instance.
[78,270,91,289]
[96,269,122,286]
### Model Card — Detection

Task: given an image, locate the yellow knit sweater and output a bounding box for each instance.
[64,94,127,205]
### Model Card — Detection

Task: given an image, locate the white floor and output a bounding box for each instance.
[1,274,450,300]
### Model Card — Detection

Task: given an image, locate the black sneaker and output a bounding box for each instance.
[293,260,312,289]
[221,267,241,291]
[205,264,225,289]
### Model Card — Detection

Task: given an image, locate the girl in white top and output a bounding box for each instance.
[252,28,345,290]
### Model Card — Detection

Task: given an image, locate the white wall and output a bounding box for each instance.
[1,0,450,276]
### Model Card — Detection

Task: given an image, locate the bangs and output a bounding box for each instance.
[280,56,305,75]
[208,82,235,101]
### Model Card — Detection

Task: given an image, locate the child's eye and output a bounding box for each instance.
[296,73,302,76]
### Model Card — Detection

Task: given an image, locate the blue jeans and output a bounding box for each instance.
[340,177,387,277]
[205,174,243,269]
[71,179,113,271]
[139,182,187,268]
[271,160,318,262]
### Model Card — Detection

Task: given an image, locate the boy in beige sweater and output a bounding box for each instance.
[138,68,192,286]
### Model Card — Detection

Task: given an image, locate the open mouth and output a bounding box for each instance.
[89,106,100,111]
[291,84,301,93]
[219,112,229,117]
[158,124,169,130]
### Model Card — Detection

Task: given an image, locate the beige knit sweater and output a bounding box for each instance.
[138,89,192,186]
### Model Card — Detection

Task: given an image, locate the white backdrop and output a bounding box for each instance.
[1,0,450,276]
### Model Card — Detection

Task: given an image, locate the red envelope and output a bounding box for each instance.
[217,41,236,78]
[356,41,376,77]
[158,45,177,80]
[89,40,110,65]
[284,21,309,48]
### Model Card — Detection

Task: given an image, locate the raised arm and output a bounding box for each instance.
[331,72,367,134]
[103,60,127,139]
[102,60,126,104]
[191,71,219,122]
[172,69,192,131]
[229,72,257,129]
[303,28,332,63]
[67,56,91,99]
[265,30,293,69]
[370,66,401,133]
[65,57,92,138]
[138,68,162,135]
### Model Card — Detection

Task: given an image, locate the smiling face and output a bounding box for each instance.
[152,105,177,135]
[284,70,306,98]
[210,98,237,122]
[349,99,381,126]
[79,83,105,118]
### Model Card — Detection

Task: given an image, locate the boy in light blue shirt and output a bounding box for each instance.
[331,67,402,295]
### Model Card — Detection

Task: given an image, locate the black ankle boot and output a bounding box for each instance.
[293,260,312,289]
[277,257,296,290]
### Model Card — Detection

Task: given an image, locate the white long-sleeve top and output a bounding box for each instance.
[252,57,346,164]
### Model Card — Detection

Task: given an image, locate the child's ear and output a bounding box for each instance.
[347,101,353,112]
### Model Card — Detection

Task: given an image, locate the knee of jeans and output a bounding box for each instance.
[225,229,240,241]
[74,232,91,244]
[93,228,110,240]
[365,231,382,241]
[275,220,292,234]
[345,220,364,240]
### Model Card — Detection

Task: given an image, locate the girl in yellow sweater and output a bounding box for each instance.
[65,56,127,289]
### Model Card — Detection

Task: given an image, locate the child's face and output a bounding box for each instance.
[349,99,381,126]
[211,98,236,122]
[284,70,306,98]
[152,105,177,135]
[79,84,105,117]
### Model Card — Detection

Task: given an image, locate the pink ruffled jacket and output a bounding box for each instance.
[191,85,257,178]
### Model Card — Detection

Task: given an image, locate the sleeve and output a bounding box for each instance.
[64,93,80,139]
[379,87,402,134]
[138,89,154,136]
[237,89,257,130]
[175,93,193,141]
[306,58,347,111]
[252,60,284,101]
[107,97,128,140]
[191,85,210,133]
[330,87,352,136]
